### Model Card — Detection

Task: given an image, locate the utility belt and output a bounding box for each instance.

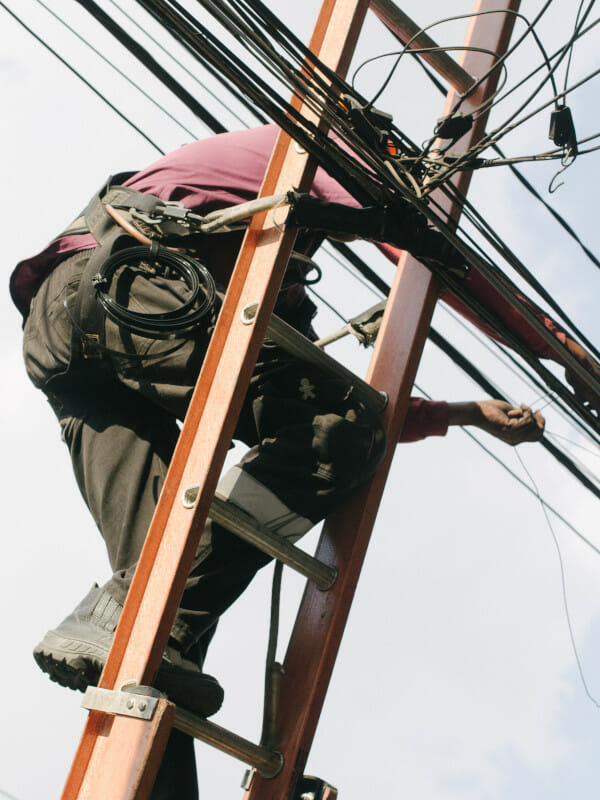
[63,173,465,361]
[63,176,327,362]
[63,175,220,360]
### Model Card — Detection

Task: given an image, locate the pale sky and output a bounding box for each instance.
[1,2,600,799]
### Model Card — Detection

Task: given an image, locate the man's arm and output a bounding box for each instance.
[447,399,545,445]
[399,398,544,445]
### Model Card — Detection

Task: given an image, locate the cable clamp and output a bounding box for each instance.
[91,273,107,287]
[130,202,205,230]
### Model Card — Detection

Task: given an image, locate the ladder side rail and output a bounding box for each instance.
[61,1,370,797]
[245,2,521,797]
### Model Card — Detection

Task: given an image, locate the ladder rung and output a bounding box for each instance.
[210,496,337,590]
[173,706,283,779]
[242,304,388,412]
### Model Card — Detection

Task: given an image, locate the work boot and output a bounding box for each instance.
[33,584,224,718]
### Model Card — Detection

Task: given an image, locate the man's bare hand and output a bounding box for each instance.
[448,400,545,445]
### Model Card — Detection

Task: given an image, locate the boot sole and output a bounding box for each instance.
[33,629,107,692]
[33,649,102,693]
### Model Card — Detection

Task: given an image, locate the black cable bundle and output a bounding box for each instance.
[94,245,217,339]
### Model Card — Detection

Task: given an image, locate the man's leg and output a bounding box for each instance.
[161,356,388,652]
[26,248,386,793]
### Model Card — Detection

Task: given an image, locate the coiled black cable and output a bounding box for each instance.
[93,244,217,339]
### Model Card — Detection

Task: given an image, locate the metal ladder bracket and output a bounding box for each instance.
[81,683,164,721]
[294,775,338,800]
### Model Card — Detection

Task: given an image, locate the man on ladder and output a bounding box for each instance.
[12,125,553,798]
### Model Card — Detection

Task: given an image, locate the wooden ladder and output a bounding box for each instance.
[60,1,520,798]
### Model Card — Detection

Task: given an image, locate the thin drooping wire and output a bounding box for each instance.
[444,7,600,180]
[308,286,348,325]
[544,432,600,487]
[413,383,600,558]
[548,430,600,459]
[514,448,600,709]
[33,0,201,141]
[563,0,589,94]
[322,244,382,301]
[376,13,600,275]
[0,788,21,800]
[363,7,557,121]
[0,1,164,154]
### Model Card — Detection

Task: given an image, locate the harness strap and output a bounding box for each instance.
[55,171,138,240]
[69,229,128,359]
[56,172,194,244]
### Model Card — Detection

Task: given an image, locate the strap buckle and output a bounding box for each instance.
[81,333,103,359]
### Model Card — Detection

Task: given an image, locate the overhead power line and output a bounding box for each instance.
[0,1,164,154]
[33,0,201,142]
[104,0,255,128]
[0,786,22,800]
[5,0,599,500]
[74,0,227,134]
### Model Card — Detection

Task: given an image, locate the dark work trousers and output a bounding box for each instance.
[23,248,386,799]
